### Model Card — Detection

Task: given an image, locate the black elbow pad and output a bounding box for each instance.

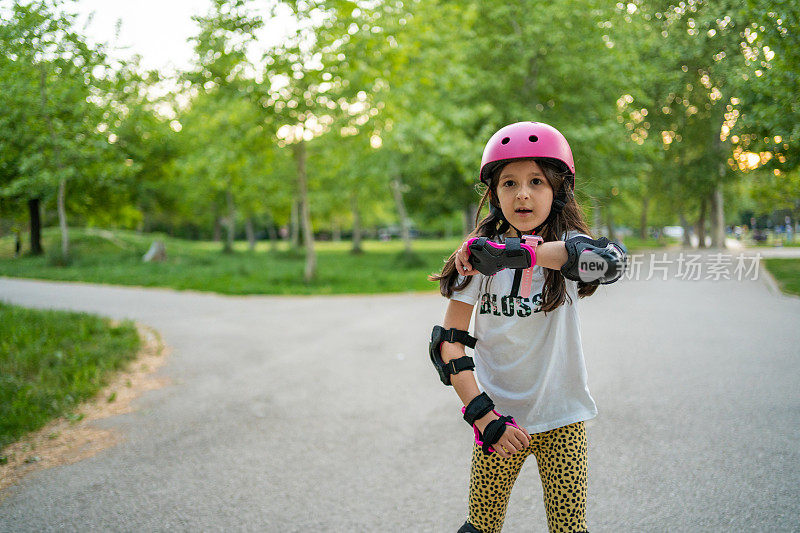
[429,325,477,385]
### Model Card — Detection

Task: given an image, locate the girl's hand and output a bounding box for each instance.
[455,240,480,277]
[476,413,532,459]
[493,425,532,459]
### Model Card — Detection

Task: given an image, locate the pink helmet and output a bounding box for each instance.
[479,121,575,187]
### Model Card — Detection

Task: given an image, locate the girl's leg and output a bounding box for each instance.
[532,421,589,532]
[465,441,533,533]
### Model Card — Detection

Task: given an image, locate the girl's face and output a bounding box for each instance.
[495,160,554,234]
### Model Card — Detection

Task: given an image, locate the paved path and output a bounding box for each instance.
[1,262,798,532]
[746,246,800,258]
[723,238,800,258]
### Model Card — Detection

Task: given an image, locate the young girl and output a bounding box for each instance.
[430,121,625,533]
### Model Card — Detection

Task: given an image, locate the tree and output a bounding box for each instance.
[261,1,372,279]
[617,1,764,247]
[180,0,266,253]
[732,1,800,174]
[729,1,800,228]
[104,61,179,232]
[0,0,115,260]
[173,92,283,251]
[360,1,635,226]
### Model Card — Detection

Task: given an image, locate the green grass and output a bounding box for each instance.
[0,228,462,295]
[617,235,677,250]
[763,258,800,297]
[750,241,800,248]
[0,302,141,449]
[0,227,659,295]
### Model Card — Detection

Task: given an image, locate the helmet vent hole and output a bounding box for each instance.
[501,137,510,145]
[529,135,539,142]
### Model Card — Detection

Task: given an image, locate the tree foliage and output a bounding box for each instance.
[2,0,797,261]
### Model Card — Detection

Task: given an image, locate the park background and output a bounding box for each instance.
[1,1,799,523]
[1,0,798,280]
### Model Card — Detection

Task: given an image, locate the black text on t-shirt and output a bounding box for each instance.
[479,292,543,317]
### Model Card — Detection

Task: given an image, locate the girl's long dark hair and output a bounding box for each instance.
[429,158,599,313]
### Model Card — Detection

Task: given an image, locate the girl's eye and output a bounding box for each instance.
[502,180,515,187]
[532,178,543,185]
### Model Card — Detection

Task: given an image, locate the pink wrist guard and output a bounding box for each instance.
[465,235,543,298]
[460,406,522,454]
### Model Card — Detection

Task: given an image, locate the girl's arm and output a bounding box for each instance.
[454,240,567,275]
[456,237,626,284]
[529,241,567,270]
[441,299,531,458]
[441,299,483,408]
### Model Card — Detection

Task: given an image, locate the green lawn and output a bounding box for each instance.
[617,235,677,250]
[0,302,141,450]
[0,228,460,295]
[0,228,664,296]
[763,258,800,297]
[751,241,800,248]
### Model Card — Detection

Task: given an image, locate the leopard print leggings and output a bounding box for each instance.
[464,420,588,533]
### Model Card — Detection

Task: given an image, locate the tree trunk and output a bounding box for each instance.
[264,210,279,252]
[294,140,316,282]
[639,195,649,240]
[223,188,235,253]
[332,219,341,242]
[351,193,363,254]
[390,175,413,254]
[469,204,478,234]
[213,217,222,242]
[604,204,618,242]
[14,229,22,257]
[290,199,300,247]
[28,198,43,255]
[592,198,602,235]
[39,62,69,259]
[710,184,725,248]
[57,177,68,257]
[679,211,692,247]
[695,199,707,248]
[245,216,256,251]
[267,221,279,252]
[462,204,479,236]
[136,201,145,234]
[710,100,727,249]
[462,206,471,236]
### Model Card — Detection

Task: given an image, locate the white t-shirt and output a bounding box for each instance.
[450,231,597,434]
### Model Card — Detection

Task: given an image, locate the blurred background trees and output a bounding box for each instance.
[1,0,798,275]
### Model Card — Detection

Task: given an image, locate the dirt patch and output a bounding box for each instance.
[0,323,171,495]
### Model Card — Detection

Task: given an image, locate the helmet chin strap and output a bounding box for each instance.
[490,203,521,237]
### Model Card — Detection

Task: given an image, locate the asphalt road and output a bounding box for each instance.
[1,251,798,532]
